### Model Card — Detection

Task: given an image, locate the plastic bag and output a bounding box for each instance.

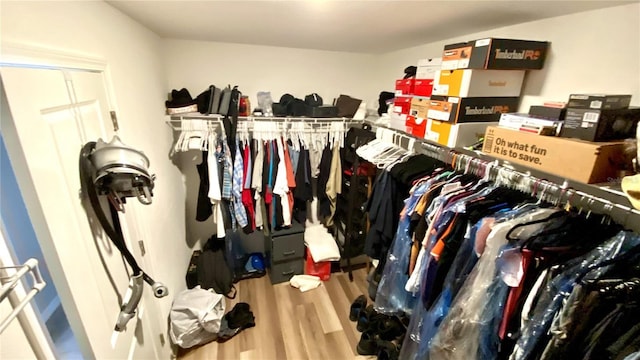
[374,216,418,315]
[169,286,226,348]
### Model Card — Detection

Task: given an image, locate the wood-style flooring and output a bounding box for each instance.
[178,268,375,360]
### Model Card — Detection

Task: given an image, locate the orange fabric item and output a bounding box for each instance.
[430,213,459,261]
[282,138,296,189]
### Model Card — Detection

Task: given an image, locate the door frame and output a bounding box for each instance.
[0,43,162,359]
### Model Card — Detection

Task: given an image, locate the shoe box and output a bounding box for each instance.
[432,69,525,97]
[529,105,567,120]
[566,94,632,110]
[416,57,442,79]
[413,79,435,97]
[409,97,429,118]
[482,126,626,183]
[393,96,412,115]
[560,107,640,142]
[427,96,520,123]
[499,113,563,135]
[405,116,427,138]
[395,79,415,96]
[442,38,549,70]
[389,112,408,132]
[425,120,497,148]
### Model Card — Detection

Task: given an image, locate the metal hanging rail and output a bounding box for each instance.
[366,121,640,234]
[166,113,363,131]
[0,258,46,334]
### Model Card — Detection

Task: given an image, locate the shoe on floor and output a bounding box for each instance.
[376,340,400,360]
[349,295,367,322]
[357,305,384,333]
[356,331,380,356]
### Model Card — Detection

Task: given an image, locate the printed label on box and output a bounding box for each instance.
[475,38,491,47]
[583,112,599,123]
[590,100,603,109]
[483,130,548,166]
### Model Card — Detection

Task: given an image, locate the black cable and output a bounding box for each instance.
[79,142,148,279]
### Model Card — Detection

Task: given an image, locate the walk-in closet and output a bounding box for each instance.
[1,1,639,359]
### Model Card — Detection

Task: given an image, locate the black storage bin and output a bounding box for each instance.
[306,105,338,118]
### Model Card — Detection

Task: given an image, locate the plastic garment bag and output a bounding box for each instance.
[509,231,640,360]
[374,216,418,315]
[429,207,557,360]
[170,286,226,348]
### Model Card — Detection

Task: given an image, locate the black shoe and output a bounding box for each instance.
[377,316,405,341]
[356,331,380,356]
[376,340,400,360]
[349,295,367,322]
[357,305,384,333]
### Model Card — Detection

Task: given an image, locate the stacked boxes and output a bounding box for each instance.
[393,58,441,136]
[424,37,550,147]
[560,94,639,142]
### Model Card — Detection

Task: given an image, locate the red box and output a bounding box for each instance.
[393,96,412,114]
[413,79,434,97]
[395,79,415,96]
[406,115,427,137]
[305,249,331,281]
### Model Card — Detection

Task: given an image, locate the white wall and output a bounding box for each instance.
[163,39,379,111]
[1,1,185,357]
[376,3,640,111]
[164,40,379,247]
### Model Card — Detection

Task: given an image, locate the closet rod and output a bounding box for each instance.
[167,114,363,131]
[366,121,640,234]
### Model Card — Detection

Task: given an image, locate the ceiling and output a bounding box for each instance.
[107,0,635,54]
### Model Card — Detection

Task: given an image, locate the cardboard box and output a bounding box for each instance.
[389,113,407,132]
[427,96,520,123]
[393,96,412,114]
[499,113,563,135]
[567,94,632,110]
[413,79,434,97]
[442,38,549,70]
[425,120,496,148]
[409,97,429,118]
[395,79,415,96]
[406,115,427,138]
[416,57,442,79]
[528,105,566,120]
[560,107,640,141]
[482,126,626,183]
[432,69,525,97]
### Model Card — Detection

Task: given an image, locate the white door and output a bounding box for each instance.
[0,65,164,359]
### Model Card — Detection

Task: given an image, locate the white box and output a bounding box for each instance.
[416,57,442,79]
[432,69,525,97]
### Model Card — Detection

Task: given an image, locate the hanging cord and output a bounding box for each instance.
[79,142,165,295]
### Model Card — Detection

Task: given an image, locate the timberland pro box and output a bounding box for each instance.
[427,96,520,123]
[566,94,632,110]
[432,69,525,97]
[482,126,626,183]
[442,38,549,70]
[425,120,497,148]
[560,107,640,142]
[409,97,430,119]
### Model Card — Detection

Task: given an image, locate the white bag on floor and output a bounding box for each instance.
[169,286,226,348]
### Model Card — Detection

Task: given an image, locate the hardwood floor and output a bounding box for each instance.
[178,268,375,360]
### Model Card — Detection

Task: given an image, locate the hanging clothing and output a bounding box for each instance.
[232,141,249,231]
[196,151,213,222]
[241,143,255,230]
[325,142,342,227]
